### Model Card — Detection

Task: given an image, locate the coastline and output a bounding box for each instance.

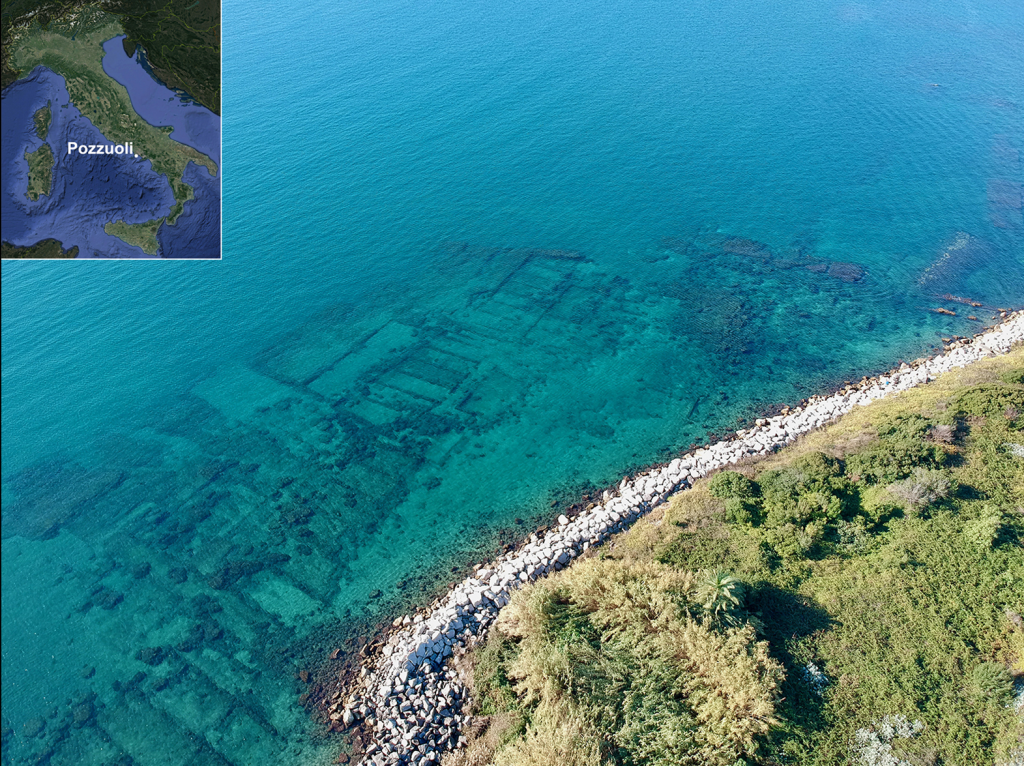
[325,309,1024,766]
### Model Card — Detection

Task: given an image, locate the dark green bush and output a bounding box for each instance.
[790,452,843,483]
[962,510,1004,551]
[971,662,1013,706]
[540,589,602,648]
[763,521,823,559]
[794,491,844,525]
[707,471,757,500]
[876,413,932,441]
[949,384,1024,421]
[835,518,871,553]
[763,491,826,529]
[758,469,803,520]
[842,415,951,485]
[998,367,1024,386]
[724,497,759,526]
[474,631,521,715]
[845,439,948,484]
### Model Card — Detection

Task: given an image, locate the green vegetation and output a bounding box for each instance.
[6,8,217,245]
[103,216,160,254]
[454,559,780,766]
[24,139,53,200]
[451,350,1024,766]
[32,99,51,138]
[22,102,54,201]
[3,0,219,113]
[1,237,78,258]
[108,0,220,114]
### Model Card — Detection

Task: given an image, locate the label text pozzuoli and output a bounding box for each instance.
[67,141,138,157]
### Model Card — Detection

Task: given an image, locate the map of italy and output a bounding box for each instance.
[1,3,221,258]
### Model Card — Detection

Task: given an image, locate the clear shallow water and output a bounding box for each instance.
[1,0,1022,763]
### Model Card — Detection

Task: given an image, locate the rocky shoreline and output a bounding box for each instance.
[330,310,1024,766]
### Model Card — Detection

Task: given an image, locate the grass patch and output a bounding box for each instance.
[24,139,53,200]
[104,217,161,255]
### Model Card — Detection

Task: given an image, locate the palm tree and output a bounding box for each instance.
[695,569,744,621]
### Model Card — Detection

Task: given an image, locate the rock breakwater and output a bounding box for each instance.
[334,311,1024,766]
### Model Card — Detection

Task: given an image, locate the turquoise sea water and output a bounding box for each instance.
[2,0,1022,763]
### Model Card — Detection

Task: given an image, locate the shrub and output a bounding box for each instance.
[708,471,757,500]
[876,414,932,442]
[963,510,1004,551]
[492,714,605,766]
[794,491,844,525]
[886,468,951,514]
[855,484,903,526]
[835,518,871,553]
[971,662,1013,706]
[694,569,745,619]
[844,414,951,485]
[846,440,948,485]
[949,384,1024,421]
[540,590,602,648]
[724,497,759,526]
[763,521,823,559]
[926,424,956,444]
[759,469,803,521]
[493,559,781,766]
[474,631,524,715]
[791,452,843,486]
[999,367,1024,386]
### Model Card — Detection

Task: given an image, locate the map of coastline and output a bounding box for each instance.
[1,4,220,258]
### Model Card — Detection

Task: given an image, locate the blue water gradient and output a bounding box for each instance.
[1,0,1022,763]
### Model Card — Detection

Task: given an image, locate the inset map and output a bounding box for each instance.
[1,1,220,259]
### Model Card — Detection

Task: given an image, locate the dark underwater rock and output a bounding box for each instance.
[131,562,151,580]
[135,646,166,666]
[722,237,772,258]
[176,625,204,653]
[167,566,188,584]
[827,261,867,283]
[22,717,46,738]
[528,248,583,260]
[2,459,125,541]
[279,502,313,526]
[71,698,96,727]
[207,559,264,589]
[918,232,994,289]
[200,620,223,642]
[988,178,1023,228]
[659,236,691,254]
[86,587,124,611]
